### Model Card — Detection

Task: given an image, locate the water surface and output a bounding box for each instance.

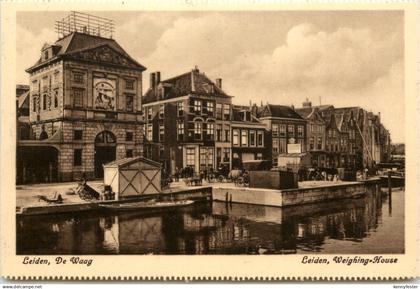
[17,186,404,254]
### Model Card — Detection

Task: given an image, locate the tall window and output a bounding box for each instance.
[194,100,202,114]
[223,104,230,120]
[298,139,305,152]
[73,73,84,84]
[206,123,214,140]
[147,124,153,141]
[126,94,134,112]
[73,149,82,166]
[177,101,184,117]
[159,124,164,141]
[232,129,239,146]
[225,125,230,142]
[272,139,279,154]
[32,80,38,92]
[200,148,214,170]
[194,121,202,140]
[223,148,230,162]
[279,138,286,153]
[54,90,59,108]
[272,124,279,137]
[241,130,248,146]
[250,130,256,146]
[53,72,59,85]
[42,94,47,110]
[309,137,315,150]
[126,149,133,158]
[186,148,196,169]
[311,124,315,133]
[257,131,264,147]
[159,104,164,118]
[216,124,222,141]
[317,137,322,150]
[216,103,222,119]
[73,89,83,108]
[297,125,304,138]
[279,124,286,137]
[147,107,153,121]
[126,131,133,141]
[207,102,214,116]
[288,125,294,136]
[74,130,83,140]
[125,79,134,89]
[33,97,37,112]
[177,122,184,140]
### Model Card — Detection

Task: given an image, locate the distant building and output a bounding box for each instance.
[230,106,268,169]
[258,104,307,166]
[17,18,146,183]
[295,100,327,167]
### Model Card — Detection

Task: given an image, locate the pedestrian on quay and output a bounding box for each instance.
[174,167,179,182]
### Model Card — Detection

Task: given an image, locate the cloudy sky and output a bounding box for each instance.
[17,11,404,142]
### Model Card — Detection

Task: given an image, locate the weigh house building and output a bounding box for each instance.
[18,31,146,183]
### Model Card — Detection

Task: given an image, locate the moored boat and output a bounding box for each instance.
[99,200,195,211]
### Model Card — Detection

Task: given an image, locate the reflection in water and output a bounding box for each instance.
[17,185,404,254]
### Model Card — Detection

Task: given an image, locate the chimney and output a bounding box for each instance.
[155,71,161,85]
[150,72,156,89]
[303,98,312,108]
[216,78,222,89]
[291,104,295,110]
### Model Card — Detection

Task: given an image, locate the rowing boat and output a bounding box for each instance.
[99,200,195,211]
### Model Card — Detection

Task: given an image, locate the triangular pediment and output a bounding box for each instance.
[67,44,145,70]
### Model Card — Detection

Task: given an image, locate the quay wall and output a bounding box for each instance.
[18,186,212,216]
[213,187,283,207]
[281,183,366,206]
[213,182,368,207]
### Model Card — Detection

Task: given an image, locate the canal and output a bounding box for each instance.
[16,186,404,254]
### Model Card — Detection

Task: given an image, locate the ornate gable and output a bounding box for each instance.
[68,45,142,70]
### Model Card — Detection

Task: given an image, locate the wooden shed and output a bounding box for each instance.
[103,157,162,200]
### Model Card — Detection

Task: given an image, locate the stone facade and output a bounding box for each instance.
[17,31,146,183]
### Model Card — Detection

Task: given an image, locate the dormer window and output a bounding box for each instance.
[44,50,49,60]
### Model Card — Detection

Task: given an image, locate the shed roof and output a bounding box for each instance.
[103,157,161,168]
[143,68,231,104]
[259,104,303,119]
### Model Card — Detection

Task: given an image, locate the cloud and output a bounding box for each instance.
[142,15,403,141]
[15,12,404,142]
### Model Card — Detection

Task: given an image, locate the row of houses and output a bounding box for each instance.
[15,26,391,184]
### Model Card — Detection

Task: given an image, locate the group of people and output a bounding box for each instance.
[172,166,218,183]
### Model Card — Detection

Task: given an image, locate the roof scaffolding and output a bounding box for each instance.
[55,11,115,39]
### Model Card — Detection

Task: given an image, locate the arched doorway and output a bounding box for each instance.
[94,131,116,178]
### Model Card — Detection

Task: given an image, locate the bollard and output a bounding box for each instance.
[388,171,392,197]
[388,170,392,201]
[229,193,233,204]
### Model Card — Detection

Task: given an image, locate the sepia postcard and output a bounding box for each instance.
[0,0,419,281]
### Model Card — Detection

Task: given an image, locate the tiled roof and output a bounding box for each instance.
[231,107,260,123]
[142,68,231,104]
[26,32,146,72]
[103,157,161,168]
[260,104,303,120]
[17,91,29,109]
[294,107,313,119]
